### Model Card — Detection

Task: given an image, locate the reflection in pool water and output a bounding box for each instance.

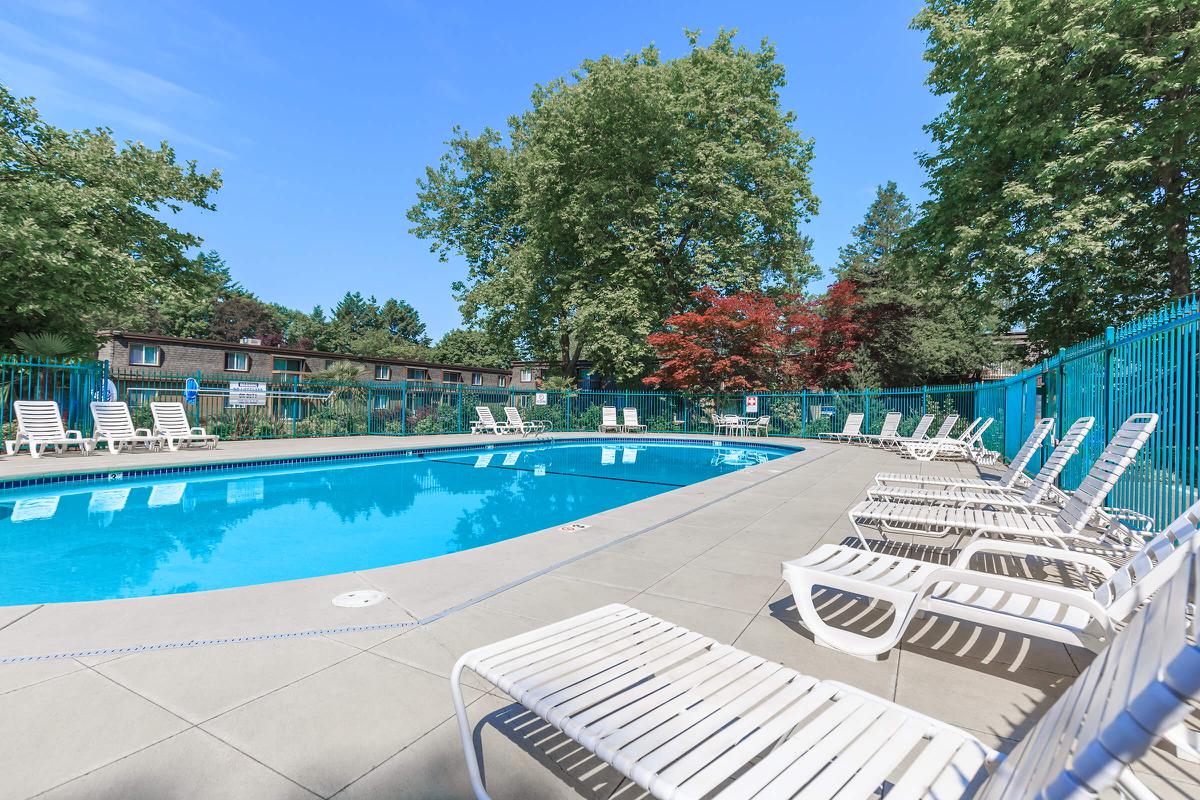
[0,441,791,605]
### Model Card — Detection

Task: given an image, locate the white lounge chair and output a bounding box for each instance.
[621,407,646,433]
[90,401,163,453]
[901,416,996,463]
[927,412,960,440]
[451,549,1200,800]
[875,415,1053,491]
[816,411,864,442]
[857,411,901,447]
[598,406,622,433]
[471,406,509,435]
[866,416,1093,511]
[876,412,933,449]
[150,402,219,451]
[504,406,547,436]
[5,400,94,458]
[785,496,1199,658]
[850,413,1159,551]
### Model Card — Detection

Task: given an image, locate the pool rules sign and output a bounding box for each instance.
[745,396,759,414]
[229,381,267,407]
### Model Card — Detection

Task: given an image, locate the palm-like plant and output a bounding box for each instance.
[11,332,76,359]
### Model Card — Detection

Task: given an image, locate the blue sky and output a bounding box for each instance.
[1,0,941,338]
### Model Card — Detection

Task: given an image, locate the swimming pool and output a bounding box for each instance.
[0,439,794,605]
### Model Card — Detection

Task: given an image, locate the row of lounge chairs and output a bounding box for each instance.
[3,400,218,458]
[470,406,550,436]
[471,406,653,435]
[819,411,1001,464]
[452,409,1200,798]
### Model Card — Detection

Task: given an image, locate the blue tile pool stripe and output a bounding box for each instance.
[0,436,801,494]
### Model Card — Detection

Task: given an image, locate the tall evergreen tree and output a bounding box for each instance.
[911,0,1199,351]
[836,182,996,385]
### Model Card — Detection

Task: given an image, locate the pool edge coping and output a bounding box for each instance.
[0,434,803,494]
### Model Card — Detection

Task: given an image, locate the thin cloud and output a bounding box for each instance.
[0,19,210,106]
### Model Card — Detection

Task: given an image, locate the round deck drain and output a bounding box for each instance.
[332,590,387,608]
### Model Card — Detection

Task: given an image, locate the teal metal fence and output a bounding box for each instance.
[0,356,108,438]
[990,295,1199,528]
[1,294,1195,528]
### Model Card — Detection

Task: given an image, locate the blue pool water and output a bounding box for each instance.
[0,440,792,605]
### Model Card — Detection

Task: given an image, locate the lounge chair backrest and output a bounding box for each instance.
[877,412,901,437]
[602,406,618,426]
[932,413,959,439]
[90,402,135,438]
[841,412,864,435]
[1018,417,1092,503]
[503,407,523,426]
[477,406,498,426]
[150,402,193,436]
[976,543,1200,799]
[13,401,66,440]
[1054,412,1159,535]
[957,417,983,441]
[1095,499,1200,619]
[622,408,639,427]
[964,417,993,446]
[909,414,934,440]
[998,416,1057,485]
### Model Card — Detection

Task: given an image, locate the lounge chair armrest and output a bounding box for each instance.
[135,428,153,437]
[1102,506,1156,533]
[952,539,1117,582]
[65,429,85,439]
[190,426,207,436]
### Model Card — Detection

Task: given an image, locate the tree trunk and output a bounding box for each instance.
[1162,164,1193,298]
[559,330,572,381]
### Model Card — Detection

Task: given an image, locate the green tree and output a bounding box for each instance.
[836,182,996,385]
[409,29,819,381]
[0,85,221,350]
[431,328,513,368]
[911,0,1199,351]
[208,292,281,343]
[318,292,430,355]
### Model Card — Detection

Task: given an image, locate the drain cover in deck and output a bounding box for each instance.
[332,590,387,608]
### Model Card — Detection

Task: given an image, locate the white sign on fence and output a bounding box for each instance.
[228,381,267,407]
[535,392,548,406]
[745,395,759,414]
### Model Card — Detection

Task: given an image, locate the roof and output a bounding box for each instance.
[97,330,510,374]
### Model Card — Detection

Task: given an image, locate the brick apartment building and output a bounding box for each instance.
[97,331,512,387]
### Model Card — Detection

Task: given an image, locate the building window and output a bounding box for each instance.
[471,372,483,386]
[520,369,533,382]
[498,376,507,388]
[273,357,303,373]
[443,371,462,384]
[407,368,429,381]
[372,394,389,409]
[224,352,250,372]
[374,365,391,381]
[129,344,161,366]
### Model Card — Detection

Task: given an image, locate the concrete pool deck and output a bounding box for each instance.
[0,434,1197,798]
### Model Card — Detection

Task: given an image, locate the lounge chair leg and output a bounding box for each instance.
[451,659,494,800]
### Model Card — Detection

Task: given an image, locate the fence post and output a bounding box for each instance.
[457,384,463,433]
[400,380,408,436]
[799,390,807,437]
[1103,325,1115,445]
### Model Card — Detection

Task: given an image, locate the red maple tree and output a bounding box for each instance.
[643,281,862,392]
